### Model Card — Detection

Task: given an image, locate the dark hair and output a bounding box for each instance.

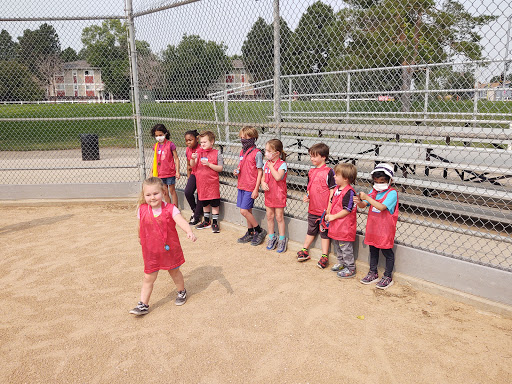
[309,143,329,159]
[266,139,287,161]
[185,129,199,138]
[151,124,170,140]
[371,171,391,183]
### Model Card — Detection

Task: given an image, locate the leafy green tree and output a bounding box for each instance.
[81,20,130,99]
[286,2,335,95]
[0,30,17,61]
[60,47,79,62]
[161,34,230,99]
[242,17,292,86]
[17,24,61,75]
[333,0,496,111]
[0,60,45,101]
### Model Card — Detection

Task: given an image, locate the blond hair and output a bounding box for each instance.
[333,163,357,184]
[137,177,165,207]
[266,139,287,161]
[199,130,216,143]
[239,126,259,139]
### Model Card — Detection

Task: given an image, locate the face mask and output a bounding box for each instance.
[373,182,389,192]
[265,151,276,160]
[155,135,166,143]
[241,138,256,152]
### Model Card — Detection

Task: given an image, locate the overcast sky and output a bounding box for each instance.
[2,0,511,81]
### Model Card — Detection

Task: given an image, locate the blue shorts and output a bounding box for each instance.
[160,177,176,185]
[236,189,254,210]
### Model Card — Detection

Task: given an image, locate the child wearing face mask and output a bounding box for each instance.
[261,139,288,253]
[354,163,399,290]
[234,126,266,246]
[151,124,180,206]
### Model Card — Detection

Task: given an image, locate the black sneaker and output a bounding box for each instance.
[129,301,149,316]
[251,229,267,246]
[212,221,220,233]
[237,230,253,243]
[196,220,211,230]
[175,289,187,306]
[189,216,201,225]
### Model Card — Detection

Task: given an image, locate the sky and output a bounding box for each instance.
[1,0,511,82]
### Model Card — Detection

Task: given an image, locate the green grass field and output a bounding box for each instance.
[0,99,510,151]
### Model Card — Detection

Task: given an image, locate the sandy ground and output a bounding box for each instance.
[1,200,511,384]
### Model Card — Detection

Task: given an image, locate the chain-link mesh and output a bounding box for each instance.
[1,0,511,271]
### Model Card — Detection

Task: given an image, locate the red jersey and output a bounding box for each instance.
[328,185,357,241]
[307,164,332,215]
[186,146,199,176]
[195,148,220,200]
[155,140,177,178]
[237,146,259,192]
[364,188,399,249]
[264,159,287,208]
[139,203,185,274]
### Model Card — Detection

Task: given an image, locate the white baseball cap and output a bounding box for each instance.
[370,163,394,179]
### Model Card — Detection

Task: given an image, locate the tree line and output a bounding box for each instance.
[0,0,501,106]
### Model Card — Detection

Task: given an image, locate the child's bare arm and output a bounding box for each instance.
[208,163,223,172]
[252,168,263,199]
[173,213,197,241]
[326,188,335,214]
[326,209,350,222]
[359,192,387,211]
[172,150,180,179]
[186,158,192,177]
[137,221,141,244]
[268,164,285,181]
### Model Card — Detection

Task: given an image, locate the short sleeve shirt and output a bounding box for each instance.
[366,189,398,214]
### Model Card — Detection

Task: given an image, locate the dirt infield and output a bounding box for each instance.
[1,200,511,384]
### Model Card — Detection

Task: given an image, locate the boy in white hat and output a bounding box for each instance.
[354,163,399,289]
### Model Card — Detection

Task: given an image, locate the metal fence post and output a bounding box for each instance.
[424,66,430,122]
[273,0,281,138]
[224,87,230,143]
[346,72,351,117]
[473,66,479,127]
[288,77,292,112]
[126,0,146,181]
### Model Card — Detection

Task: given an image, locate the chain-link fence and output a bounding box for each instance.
[1,0,511,271]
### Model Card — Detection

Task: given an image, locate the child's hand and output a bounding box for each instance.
[325,214,331,222]
[261,181,269,191]
[251,189,259,199]
[353,195,361,205]
[233,167,240,176]
[303,193,310,203]
[175,173,181,180]
[187,232,197,242]
[359,191,368,201]
[191,152,198,159]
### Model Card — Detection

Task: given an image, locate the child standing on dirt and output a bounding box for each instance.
[325,163,358,278]
[190,131,223,233]
[261,139,288,253]
[234,126,266,246]
[130,177,196,316]
[354,163,399,290]
[151,124,180,206]
[184,129,203,226]
[297,143,337,267]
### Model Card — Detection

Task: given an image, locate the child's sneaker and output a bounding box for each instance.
[196,220,211,230]
[211,222,220,233]
[129,301,149,316]
[189,216,200,225]
[175,289,187,305]
[376,276,394,290]
[251,229,267,246]
[276,238,288,253]
[266,235,278,250]
[297,249,310,262]
[237,231,253,243]
[360,271,379,285]
[337,267,356,279]
[331,264,344,272]
[317,255,329,269]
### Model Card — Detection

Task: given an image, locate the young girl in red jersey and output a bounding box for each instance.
[130,177,197,316]
[354,163,399,290]
[151,124,180,206]
[184,129,203,225]
[261,139,288,253]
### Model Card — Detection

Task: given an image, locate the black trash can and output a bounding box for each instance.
[80,134,100,161]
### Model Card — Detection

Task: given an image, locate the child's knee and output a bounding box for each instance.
[267,210,275,220]
[275,211,284,222]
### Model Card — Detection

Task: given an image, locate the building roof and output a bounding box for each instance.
[232,59,245,69]
[62,60,99,70]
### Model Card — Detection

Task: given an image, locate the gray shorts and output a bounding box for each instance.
[332,240,355,269]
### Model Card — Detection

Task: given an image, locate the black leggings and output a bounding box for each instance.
[369,245,395,278]
[184,174,203,220]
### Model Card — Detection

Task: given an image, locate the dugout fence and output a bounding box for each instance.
[1,0,511,272]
